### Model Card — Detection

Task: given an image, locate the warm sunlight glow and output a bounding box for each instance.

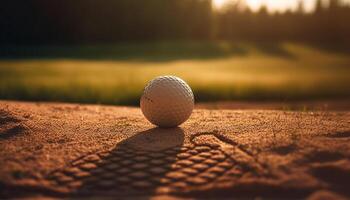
[214,0,350,12]
[213,0,229,8]
[245,0,310,12]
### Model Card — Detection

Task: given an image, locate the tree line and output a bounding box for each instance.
[0,0,349,45]
[217,0,350,44]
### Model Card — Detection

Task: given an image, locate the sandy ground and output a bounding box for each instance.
[0,100,349,199]
[196,99,350,111]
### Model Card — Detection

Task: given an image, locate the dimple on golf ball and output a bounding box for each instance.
[140,76,194,128]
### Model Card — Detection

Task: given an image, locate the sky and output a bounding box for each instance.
[213,0,350,12]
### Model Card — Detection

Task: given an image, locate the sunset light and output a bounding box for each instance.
[1,0,350,198]
[213,0,350,12]
[213,0,229,8]
[244,0,316,12]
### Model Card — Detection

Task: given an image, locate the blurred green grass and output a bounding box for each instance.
[0,42,349,105]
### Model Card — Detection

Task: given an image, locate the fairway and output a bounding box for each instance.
[0,43,349,105]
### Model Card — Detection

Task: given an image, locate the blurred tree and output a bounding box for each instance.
[297,0,305,14]
[0,0,349,45]
[315,0,325,13]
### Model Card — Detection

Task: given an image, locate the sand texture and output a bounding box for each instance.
[0,101,349,199]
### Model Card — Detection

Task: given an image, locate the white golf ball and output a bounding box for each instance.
[140,76,194,128]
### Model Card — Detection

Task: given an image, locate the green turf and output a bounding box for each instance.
[0,42,349,105]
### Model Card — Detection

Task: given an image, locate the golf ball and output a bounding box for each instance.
[140,76,194,128]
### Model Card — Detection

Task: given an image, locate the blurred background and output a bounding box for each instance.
[0,0,349,109]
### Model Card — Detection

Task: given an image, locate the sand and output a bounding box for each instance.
[0,100,349,199]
